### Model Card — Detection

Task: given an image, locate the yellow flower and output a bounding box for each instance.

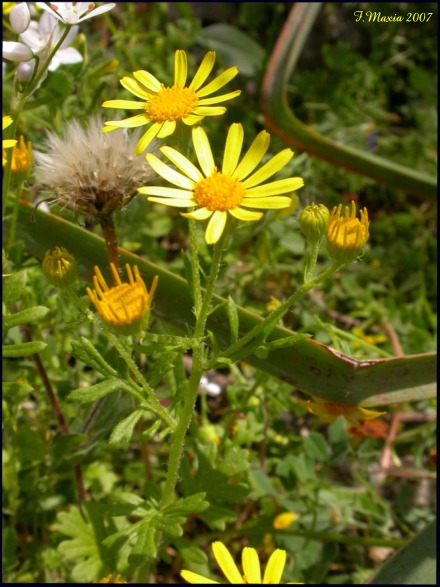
[266,295,281,312]
[351,326,388,346]
[181,541,288,584]
[2,115,18,165]
[86,263,158,335]
[102,50,241,154]
[99,574,127,584]
[138,124,304,244]
[296,396,385,428]
[42,246,77,288]
[9,135,32,174]
[273,512,299,530]
[326,200,369,263]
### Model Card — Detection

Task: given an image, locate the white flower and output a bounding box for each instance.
[36,2,116,25]
[2,40,33,62]
[33,117,157,219]
[10,3,31,34]
[19,12,82,71]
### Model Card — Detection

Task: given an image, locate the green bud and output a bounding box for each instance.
[299,203,330,242]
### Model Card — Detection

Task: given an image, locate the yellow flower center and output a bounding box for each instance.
[193,170,246,211]
[146,85,198,122]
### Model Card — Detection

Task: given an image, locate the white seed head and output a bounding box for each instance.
[33,117,157,220]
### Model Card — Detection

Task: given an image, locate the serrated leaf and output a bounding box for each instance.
[217,447,250,477]
[181,452,249,505]
[173,537,208,566]
[199,504,238,531]
[109,408,144,445]
[57,505,108,582]
[226,295,239,344]
[3,306,49,330]
[2,340,47,358]
[71,337,117,378]
[68,379,131,404]
[163,493,208,518]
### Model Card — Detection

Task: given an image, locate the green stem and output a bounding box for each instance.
[303,239,321,283]
[7,179,24,248]
[160,235,225,508]
[187,219,202,314]
[100,215,120,276]
[213,261,342,365]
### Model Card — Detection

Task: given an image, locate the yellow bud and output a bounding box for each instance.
[42,247,77,288]
[326,201,369,264]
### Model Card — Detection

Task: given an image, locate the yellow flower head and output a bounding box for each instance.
[86,263,158,335]
[42,246,77,288]
[326,200,369,263]
[102,50,241,154]
[181,541,288,584]
[296,396,385,428]
[2,115,18,165]
[139,124,304,244]
[9,135,32,174]
[273,512,299,530]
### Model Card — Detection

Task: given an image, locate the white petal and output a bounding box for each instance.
[2,41,33,62]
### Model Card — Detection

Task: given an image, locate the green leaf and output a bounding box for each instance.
[68,379,131,404]
[109,408,144,445]
[2,340,47,358]
[3,306,49,330]
[368,519,436,585]
[303,432,329,462]
[226,295,239,344]
[200,24,266,77]
[71,337,118,378]
[2,270,27,307]
[57,504,109,582]
[217,446,250,476]
[181,452,249,506]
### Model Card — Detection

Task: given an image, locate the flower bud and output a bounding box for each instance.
[2,40,33,62]
[299,202,330,242]
[326,201,370,264]
[10,3,31,34]
[42,247,77,288]
[16,60,35,82]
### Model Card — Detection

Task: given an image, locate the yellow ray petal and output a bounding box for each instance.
[192,127,215,176]
[196,67,239,98]
[245,177,304,197]
[233,131,270,181]
[222,123,244,176]
[206,210,227,244]
[212,542,244,583]
[189,51,216,91]
[242,548,262,584]
[146,153,195,189]
[174,49,188,87]
[243,149,294,188]
[160,146,204,182]
[132,70,162,92]
[242,196,292,209]
[263,549,286,584]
